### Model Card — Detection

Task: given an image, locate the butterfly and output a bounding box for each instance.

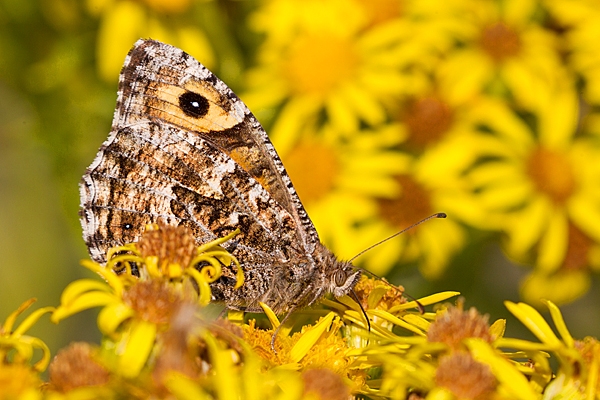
[79,39,362,316]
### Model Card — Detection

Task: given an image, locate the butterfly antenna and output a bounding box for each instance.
[348,212,447,263]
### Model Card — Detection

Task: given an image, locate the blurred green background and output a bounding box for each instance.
[2,0,600,360]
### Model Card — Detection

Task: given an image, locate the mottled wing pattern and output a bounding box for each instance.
[79,39,324,311]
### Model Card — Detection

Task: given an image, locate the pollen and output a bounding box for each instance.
[377,175,433,230]
[427,306,495,350]
[401,96,455,149]
[48,342,110,392]
[123,280,182,325]
[138,223,197,268]
[302,368,350,400]
[435,352,497,399]
[479,22,522,62]
[284,141,339,205]
[526,146,576,205]
[574,336,600,367]
[353,276,406,310]
[284,34,359,97]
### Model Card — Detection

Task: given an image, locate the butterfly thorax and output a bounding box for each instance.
[211,242,361,314]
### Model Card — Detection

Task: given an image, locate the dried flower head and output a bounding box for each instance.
[427,306,495,350]
[48,342,109,392]
[435,352,497,399]
[302,368,350,400]
[137,223,197,268]
[123,280,183,325]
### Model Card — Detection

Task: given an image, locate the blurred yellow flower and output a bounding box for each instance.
[89,0,216,82]
[436,0,564,111]
[463,91,600,304]
[277,124,411,262]
[544,0,600,104]
[244,0,419,139]
[0,299,53,373]
[355,153,466,278]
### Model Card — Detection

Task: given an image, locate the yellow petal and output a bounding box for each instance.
[58,278,113,306]
[52,292,117,323]
[205,334,240,400]
[164,372,211,400]
[97,302,135,336]
[13,307,54,336]
[467,338,540,400]
[119,319,157,378]
[259,302,281,329]
[543,300,574,348]
[537,210,568,273]
[290,312,336,363]
[504,301,561,347]
[368,309,425,336]
[389,291,460,312]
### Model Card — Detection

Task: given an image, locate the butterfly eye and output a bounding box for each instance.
[334,270,346,286]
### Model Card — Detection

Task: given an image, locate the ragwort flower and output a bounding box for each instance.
[88,0,216,82]
[0,299,53,372]
[436,0,564,111]
[504,300,600,398]
[462,89,600,304]
[51,224,242,380]
[244,0,422,137]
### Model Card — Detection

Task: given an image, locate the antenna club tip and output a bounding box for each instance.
[436,212,447,219]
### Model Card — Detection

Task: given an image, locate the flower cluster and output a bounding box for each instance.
[234,0,600,303]
[21,0,600,307]
[2,224,599,398]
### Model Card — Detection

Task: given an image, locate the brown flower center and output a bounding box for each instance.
[355,0,403,26]
[49,342,109,392]
[479,22,522,62]
[283,141,339,205]
[124,281,182,325]
[526,147,576,205]
[284,35,359,96]
[563,223,593,271]
[427,307,495,350]
[435,352,497,399]
[402,96,455,149]
[377,175,433,230]
[137,223,197,268]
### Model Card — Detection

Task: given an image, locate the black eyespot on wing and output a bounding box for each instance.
[179,91,209,118]
[123,223,133,230]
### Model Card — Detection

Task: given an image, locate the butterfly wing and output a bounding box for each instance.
[80,39,327,311]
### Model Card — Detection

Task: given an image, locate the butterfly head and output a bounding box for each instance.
[328,260,362,298]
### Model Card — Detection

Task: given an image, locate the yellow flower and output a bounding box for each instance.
[436,0,564,111]
[0,299,53,372]
[52,224,241,379]
[276,123,409,262]
[244,0,421,138]
[543,0,600,103]
[354,153,467,278]
[88,0,216,82]
[462,90,600,304]
[0,363,42,400]
[504,300,598,398]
